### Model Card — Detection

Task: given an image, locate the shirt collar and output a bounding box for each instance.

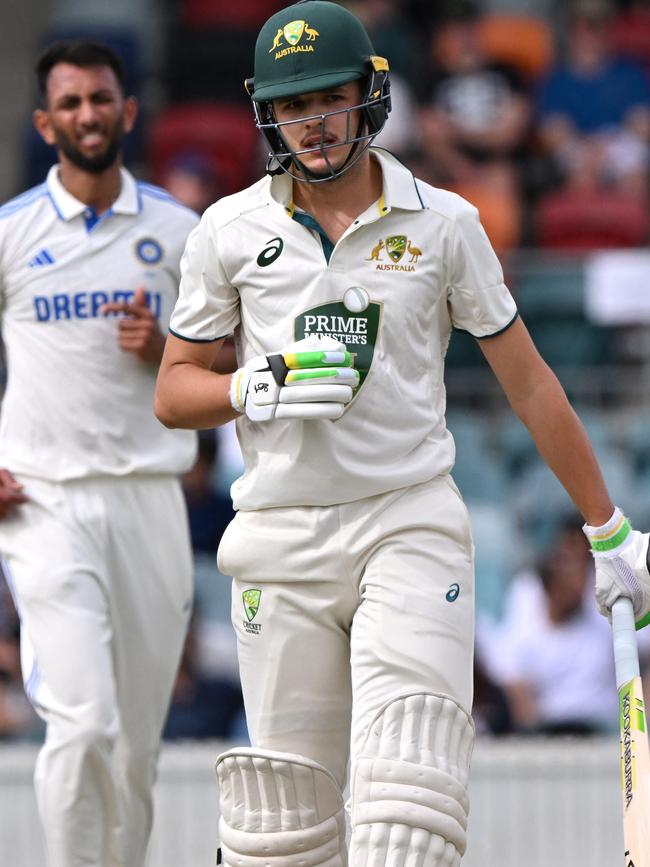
[46,164,140,221]
[268,146,424,217]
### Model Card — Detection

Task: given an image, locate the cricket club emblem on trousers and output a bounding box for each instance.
[243,589,261,622]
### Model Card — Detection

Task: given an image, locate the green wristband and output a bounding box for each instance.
[589,517,632,553]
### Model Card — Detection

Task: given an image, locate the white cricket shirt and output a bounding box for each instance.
[171,148,517,510]
[0,165,198,480]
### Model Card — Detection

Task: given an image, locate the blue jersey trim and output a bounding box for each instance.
[0,183,48,219]
[138,183,198,218]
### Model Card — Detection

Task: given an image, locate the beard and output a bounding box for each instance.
[53,122,125,174]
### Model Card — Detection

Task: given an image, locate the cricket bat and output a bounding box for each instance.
[612,597,650,867]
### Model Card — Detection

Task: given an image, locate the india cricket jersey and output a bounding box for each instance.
[171,147,517,510]
[0,165,198,480]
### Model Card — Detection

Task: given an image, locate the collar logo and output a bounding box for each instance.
[367,235,422,271]
[270,19,320,59]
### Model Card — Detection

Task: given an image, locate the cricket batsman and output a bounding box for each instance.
[154,2,650,863]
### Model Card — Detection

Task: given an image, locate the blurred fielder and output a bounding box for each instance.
[0,41,198,867]
[154,2,650,864]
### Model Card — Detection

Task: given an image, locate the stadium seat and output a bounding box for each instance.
[452,181,521,252]
[477,14,554,82]
[147,102,263,197]
[511,258,585,317]
[180,0,284,28]
[165,26,259,102]
[445,327,487,368]
[535,189,650,250]
[526,319,613,367]
[467,501,526,621]
[611,10,650,74]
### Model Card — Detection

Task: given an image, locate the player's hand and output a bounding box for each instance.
[230,335,359,422]
[101,287,165,364]
[583,507,650,630]
[0,469,28,519]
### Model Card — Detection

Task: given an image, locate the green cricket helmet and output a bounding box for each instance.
[245,0,391,182]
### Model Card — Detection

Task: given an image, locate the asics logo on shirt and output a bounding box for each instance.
[257,237,284,267]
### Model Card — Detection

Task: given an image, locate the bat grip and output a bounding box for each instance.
[612,596,640,688]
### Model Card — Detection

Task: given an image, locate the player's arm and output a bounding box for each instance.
[0,469,28,519]
[480,317,650,628]
[155,333,237,430]
[156,333,359,429]
[479,316,613,525]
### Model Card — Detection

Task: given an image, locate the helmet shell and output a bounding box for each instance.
[251,1,376,102]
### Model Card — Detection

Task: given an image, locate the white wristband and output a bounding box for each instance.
[229,368,246,414]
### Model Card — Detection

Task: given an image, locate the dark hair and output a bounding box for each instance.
[36,40,127,102]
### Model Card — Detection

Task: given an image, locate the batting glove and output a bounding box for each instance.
[583,506,650,630]
[229,335,359,422]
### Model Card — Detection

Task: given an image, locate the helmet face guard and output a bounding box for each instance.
[250,63,391,182]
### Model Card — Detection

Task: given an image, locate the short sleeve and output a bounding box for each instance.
[169,211,240,342]
[446,203,517,338]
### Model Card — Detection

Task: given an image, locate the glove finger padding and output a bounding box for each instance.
[230,336,358,422]
[584,508,650,629]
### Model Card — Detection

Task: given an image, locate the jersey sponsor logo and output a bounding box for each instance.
[135,237,163,265]
[28,248,55,268]
[33,289,162,322]
[269,19,319,59]
[446,583,460,602]
[294,292,382,392]
[242,588,262,635]
[257,236,284,267]
[367,235,422,271]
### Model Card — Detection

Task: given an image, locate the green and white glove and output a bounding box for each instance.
[229,335,359,422]
[583,506,650,630]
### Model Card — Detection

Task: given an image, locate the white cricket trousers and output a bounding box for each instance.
[0,474,193,867]
[218,474,475,788]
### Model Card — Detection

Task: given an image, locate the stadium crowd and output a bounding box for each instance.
[1,0,650,743]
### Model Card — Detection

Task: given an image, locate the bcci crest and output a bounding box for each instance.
[367,235,422,271]
[270,19,320,58]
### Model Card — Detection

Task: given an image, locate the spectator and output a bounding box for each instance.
[485,516,621,734]
[163,610,244,741]
[182,430,235,555]
[536,0,650,197]
[0,565,44,740]
[416,8,531,248]
[159,151,221,215]
[417,10,531,188]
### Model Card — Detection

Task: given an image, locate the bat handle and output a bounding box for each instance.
[612,596,640,688]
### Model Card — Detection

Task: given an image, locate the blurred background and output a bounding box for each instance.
[0,1,649,862]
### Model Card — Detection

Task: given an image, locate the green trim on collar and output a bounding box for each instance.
[292,210,334,264]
